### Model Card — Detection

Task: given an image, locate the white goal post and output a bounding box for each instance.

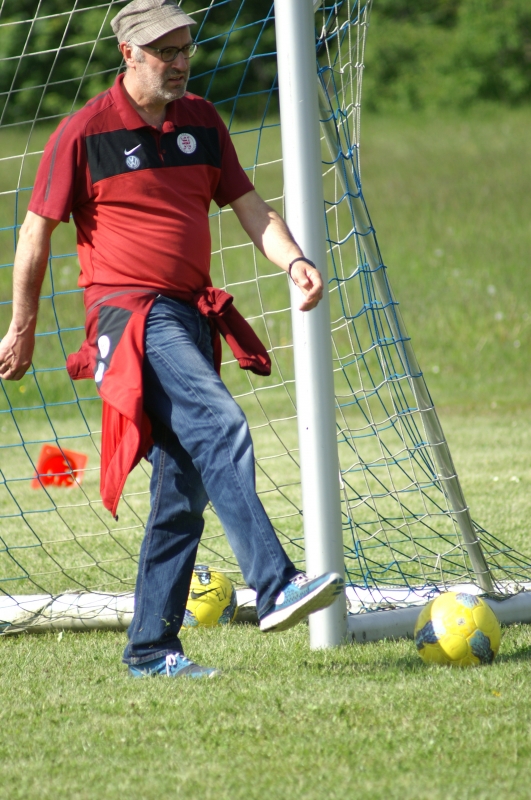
[274,0,347,647]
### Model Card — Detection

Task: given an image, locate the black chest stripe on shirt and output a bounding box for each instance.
[85,126,221,184]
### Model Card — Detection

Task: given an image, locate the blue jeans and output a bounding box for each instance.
[123,296,297,664]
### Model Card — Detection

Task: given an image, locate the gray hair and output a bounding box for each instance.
[128,41,145,63]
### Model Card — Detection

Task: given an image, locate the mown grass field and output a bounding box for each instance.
[1,104,531,799]
[1,623,531,800]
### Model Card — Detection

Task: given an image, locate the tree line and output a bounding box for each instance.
[0,0,529,125]
[364,0,531,110]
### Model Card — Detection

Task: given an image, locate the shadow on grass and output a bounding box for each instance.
[302,647,424,677]
[301,635,531,675]
[494,644,531,663]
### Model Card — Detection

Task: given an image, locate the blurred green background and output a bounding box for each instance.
[362,106,531,412]
[1,0,531,122]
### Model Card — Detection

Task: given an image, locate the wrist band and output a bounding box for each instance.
[288,257,316,280]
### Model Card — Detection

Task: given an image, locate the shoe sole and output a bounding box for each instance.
[128,667,221,679]
[259,574,344,633]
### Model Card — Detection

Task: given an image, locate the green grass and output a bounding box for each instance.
[1,410,531,799]
[1,622,531,800]
[361,105,531,411]
[443,411,531,546]
[2,105,531,797]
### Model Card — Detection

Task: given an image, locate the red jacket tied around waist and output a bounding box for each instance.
[66,285,271,517]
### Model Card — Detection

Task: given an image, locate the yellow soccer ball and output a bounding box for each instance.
[183,565,237,628]
[414,591,501,667]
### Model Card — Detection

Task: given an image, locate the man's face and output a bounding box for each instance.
[132,27,193,103]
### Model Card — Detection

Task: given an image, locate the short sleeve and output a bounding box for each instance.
[29,114,91,223]
[212,114,254,208]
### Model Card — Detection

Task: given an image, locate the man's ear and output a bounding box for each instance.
[119,41,136,68]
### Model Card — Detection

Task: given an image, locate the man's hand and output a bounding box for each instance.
[0,211,59,381]
[0,325,36,381]
[289,259,323,311]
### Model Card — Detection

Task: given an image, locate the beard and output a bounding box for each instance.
[135,61,190,103]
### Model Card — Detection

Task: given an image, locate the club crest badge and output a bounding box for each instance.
[125,154,141,170]
[177,133,197,154]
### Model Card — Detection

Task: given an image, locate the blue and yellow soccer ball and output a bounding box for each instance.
[183,565,237,628]
[414,591,501,667]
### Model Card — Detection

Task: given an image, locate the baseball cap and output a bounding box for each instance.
[111,0,196,46]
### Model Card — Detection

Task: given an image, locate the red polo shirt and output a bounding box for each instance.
[29,73,254,294]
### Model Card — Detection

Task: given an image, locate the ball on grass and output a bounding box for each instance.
[414,591,501,667]
[183,565,237,628]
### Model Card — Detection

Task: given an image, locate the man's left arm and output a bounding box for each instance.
[230,190,323,312]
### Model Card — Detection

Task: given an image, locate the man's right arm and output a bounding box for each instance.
[0,211,60,381]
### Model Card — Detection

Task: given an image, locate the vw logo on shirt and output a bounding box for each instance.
[177,133,197,154]
[125,154,141,170]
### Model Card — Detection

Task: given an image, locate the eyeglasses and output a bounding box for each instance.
[143,42,198,62]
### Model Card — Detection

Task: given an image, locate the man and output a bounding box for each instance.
[0,0,343,678]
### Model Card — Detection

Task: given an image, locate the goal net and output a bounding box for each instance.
[1,0,530,634]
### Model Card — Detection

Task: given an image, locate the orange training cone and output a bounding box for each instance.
[31,445,88,489]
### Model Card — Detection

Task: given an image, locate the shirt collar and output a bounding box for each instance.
[111,72,177,133]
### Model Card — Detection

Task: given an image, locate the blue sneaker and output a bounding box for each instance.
[259,572,344,633]
[128,653,221,678]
